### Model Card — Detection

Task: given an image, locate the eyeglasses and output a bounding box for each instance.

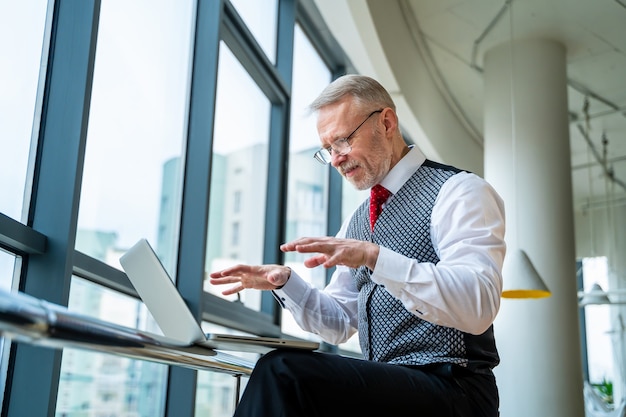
[313,109,383,165]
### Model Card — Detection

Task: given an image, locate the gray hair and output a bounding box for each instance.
[308,74,396,114]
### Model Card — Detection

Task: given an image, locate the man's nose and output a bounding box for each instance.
[330,151,347,168]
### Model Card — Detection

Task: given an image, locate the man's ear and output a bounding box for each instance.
[381,107,398,136]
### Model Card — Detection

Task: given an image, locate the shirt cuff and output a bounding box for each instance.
[370,245,393,284]
[271,268,310,309]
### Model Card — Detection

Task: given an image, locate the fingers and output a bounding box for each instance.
[208,274,239,285]
[208,264,251,278]
[281,237,326,251]
[281,237,334,254]
[208,275,245,296]
[207,265,250,296]
[303,254,329,269]
[282,237,353,269]
[208,264,289,293]
[221,285,244,296]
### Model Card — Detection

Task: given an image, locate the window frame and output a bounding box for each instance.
[0,0,356,415]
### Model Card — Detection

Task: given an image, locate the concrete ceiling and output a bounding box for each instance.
[314,0,626,212]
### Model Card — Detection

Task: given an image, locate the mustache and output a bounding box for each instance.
[339,161,358,175]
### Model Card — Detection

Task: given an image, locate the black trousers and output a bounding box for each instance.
[234,349,499,417]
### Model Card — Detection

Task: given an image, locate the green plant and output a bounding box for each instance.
[591,378,614,406]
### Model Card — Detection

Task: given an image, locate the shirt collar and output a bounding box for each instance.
[378,145,425,194]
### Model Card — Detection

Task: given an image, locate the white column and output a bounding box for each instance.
[484,39,585,416]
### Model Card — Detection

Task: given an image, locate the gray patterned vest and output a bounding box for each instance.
[346,160,499,373]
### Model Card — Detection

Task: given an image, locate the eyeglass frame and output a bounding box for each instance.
[313,109,383,165]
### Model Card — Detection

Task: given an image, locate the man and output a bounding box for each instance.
[210,74,506,416]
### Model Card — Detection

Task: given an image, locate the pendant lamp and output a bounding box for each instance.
[499,3,551,300]
[578,282,611,306]
[502,249,551,299]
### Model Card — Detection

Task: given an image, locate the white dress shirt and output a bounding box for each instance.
[274,146,506,345]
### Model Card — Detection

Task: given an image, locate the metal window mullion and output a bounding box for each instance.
[296,0,355,75]
[258,0,297,324]
[0,213,47,256]
[221,1,289,103]
[166,0,225,416]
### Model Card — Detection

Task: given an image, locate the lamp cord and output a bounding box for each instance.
[584,97,596,256]
[508,0,520,249]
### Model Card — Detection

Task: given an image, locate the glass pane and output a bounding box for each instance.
[582,257,616,393]
[342,183,369,221]
[229,0,277,63]
[0,250,16,292]
[195,370,240,417]
[204,43,271,311]
[195,323,256,416]
[56,277,167,417]
[76,0,195,276]
[339,187,368,353]
[340,185,365,362]
[0,250,18,399]
[281,25,330,341]
[0,1,49,221]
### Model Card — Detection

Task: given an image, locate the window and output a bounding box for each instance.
[296,182,324,212]
[0,0,48,404]
[56,277,168,416]
[0,250,19,392]
[0,0,48,222]
[230,0,278,63]
[284,23,367,353]
[195,323,257,416]
[1,0,357,414]
[75,0,194,275]
[580,256,616,395]
[61,0,195,414]
[282,24,331,342]
[195,370,238,416]
[0,250,16,293]
[204,42,271,311]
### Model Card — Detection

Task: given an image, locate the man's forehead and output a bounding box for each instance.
[317,115,348,144]
[317,101,357,142]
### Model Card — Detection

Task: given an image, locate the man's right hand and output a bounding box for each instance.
[208,264,291,296]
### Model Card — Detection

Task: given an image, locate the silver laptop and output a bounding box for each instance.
[119,238,319,354]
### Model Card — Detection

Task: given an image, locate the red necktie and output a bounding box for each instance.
[370,184,391,230]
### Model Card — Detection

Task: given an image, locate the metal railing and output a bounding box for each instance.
[0,288,255,377]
